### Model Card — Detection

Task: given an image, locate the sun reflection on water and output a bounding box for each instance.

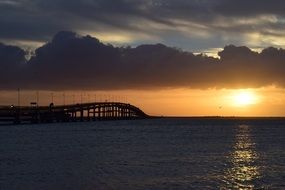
[222,125,261,189]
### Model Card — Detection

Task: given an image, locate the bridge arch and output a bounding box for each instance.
[63,102,148,121]
[0,102,148,124]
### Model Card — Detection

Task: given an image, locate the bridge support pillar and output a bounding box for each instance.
[80,108,83,121]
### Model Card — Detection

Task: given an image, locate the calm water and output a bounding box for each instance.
[1,118,285,190]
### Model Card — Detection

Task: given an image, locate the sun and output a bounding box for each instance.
[232,91,258,107]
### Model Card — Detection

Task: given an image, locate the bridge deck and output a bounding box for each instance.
[0,102,148,125]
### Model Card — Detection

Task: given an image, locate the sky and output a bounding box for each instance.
[1,0,285,52]
[1,0,285,116]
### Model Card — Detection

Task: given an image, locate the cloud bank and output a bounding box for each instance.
[1,31,285,90]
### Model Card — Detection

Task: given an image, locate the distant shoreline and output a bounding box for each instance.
[149,116,285,119]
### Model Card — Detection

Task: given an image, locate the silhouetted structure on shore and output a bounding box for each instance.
[0,102,148,125]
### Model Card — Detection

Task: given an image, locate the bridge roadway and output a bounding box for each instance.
[0,102,148,125]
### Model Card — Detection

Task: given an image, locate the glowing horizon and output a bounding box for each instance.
[1,86,284,117]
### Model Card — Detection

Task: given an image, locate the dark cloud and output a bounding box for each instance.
[215,0,285,17]
[0,42,26,87]
[1,0,285,51]
[0,31,285,90]
[0,42,26,65]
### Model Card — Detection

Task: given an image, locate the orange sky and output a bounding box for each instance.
[1,86,285,117]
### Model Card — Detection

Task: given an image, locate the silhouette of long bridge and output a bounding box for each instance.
[0,102,148,125]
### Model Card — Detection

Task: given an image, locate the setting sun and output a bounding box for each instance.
[232,91,258,107]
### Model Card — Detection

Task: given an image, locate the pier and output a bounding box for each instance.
[0,102,148,125]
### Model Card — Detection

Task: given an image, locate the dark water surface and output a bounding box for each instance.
[1,118,285,190]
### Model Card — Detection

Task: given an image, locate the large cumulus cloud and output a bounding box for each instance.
[0,42,26,87]
[0,31,285,90]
